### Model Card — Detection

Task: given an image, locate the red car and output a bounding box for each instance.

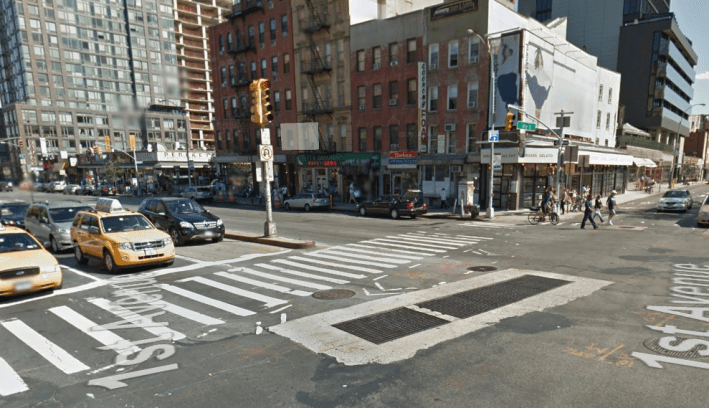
[93,184,117,196]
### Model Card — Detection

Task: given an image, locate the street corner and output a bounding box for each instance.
[224,230,315,249]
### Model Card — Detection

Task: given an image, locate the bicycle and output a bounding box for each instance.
[527,206,559,225]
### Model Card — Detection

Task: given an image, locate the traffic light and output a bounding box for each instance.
[93,145,102,154]
[260,80,274,125]
[104,135,111,152]
[505,111,514,132]
[250,79,263,125]
[129,133,136,151]
[18,140,23,147]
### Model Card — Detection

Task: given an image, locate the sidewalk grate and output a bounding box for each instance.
[332,307,448,345]
[416,275,570,319]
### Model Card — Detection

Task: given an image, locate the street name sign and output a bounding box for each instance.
[517,122,536,131]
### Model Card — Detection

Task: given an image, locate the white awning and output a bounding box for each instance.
[633,158,658,168]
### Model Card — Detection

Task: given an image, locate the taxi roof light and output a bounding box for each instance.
[95,198,126,213]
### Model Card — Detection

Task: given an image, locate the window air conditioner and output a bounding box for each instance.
[389,99,398,106]
[390,61,398,67]
[470,56,479,63]
[390,144,399,150]
[358,104,366,111]
[444,124,455,131]
[430,63,437,70]
[468,101,477,108]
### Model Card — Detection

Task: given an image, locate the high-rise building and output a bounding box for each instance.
[0,0,187,180]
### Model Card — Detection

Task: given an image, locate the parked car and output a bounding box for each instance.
[24,201,92,252]
[283,193,329,211]
[80,185,95,195]
[48,180,67,192]
[0,201,30,229]
[356,190,427,219]
[657,189,693,212]
[0,181,13,192]
[180,186,213,202]
[62,184,81,195]
[34,182,44,192]
[93,183,117,196]
[697,195,709,227]
[138,197,224,245]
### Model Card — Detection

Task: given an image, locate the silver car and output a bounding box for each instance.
[24,201,92,252]
[180,186,213,202]
[658,189,693,212]
[283,193,329,211]
[62,184,81,195]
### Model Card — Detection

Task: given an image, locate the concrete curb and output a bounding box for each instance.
[224,230,315,249]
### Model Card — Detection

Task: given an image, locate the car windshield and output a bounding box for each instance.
[197,187,211,192]
[49,206,91,223]
[0,233,41,253]
[315,194,327,199]
[1,204,28,216]
[663,191,687,198]
[166,200,205,215]
[101,215,154,232]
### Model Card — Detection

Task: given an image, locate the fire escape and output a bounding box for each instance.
[300,0,335,152]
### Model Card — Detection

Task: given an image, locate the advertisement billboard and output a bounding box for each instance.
[490,33,522,128]
[417,62,428,153]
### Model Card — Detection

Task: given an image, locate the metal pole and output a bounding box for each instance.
[487,38,495,219]
[260,127,276,237]
[187,132,192,187]
[556,110,565,196]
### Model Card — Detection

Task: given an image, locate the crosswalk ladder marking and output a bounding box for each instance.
[88,298,186,341]
[256,262,351,284]
[176,277,287,308]
[0,357,28,396]
[285,256,382,274]
[361,240,446,253]
[221,269,330,291]
[49,306,141,354]
[213,270,315,296]
[157,284,256,316]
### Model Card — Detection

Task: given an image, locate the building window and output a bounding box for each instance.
[372,46,381,70]
[374,126,382,150]
[244,131,251,150]
[227,32,233,49]
[337,39,344,66]
[324,43,332,68]
[222,98,228,118]
[389,80,398,102]
[606,112,610,130]
[406,38,416,63]
[356,50,365,72]
[270,18,276,41]
[447,84,458,110]
[406,123,417,150]
[608,88,612,104]
[466,123,477,153]
[220,67,226,87]
[389,43,398,66]
[429,125,437,153]
[358,128,367,151]
[229,65,235,86]
[271,56,278,79]
[468,37,480,63]
[248,26,255,47]
[357,86,365,108]
[337,81,345,107]
[251,61,257,80]
[273,91,280,112]
[389,124,399,149]
[258,22,265,46]
[281,14,288,36]
[449,40,459,67]
[231,97,237,117]
[276,127,282,148]
[447,127,456,153]
[536,0,552,21]
[596,110,601,129]
[429,43,439,68]
[429,86,438,111]
[372,83,382,109]
[407,78,416,105]
[283,53,290,74]
[598,84,603,101]
[285,89,292,110]
[339,123,347,147]
[261,59,267,78]
[467,82,478,108]
[219,35,224,53]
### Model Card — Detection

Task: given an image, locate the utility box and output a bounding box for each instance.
[458,180,479,219]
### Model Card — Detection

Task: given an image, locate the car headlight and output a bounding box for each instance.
[59,228,69,234]
[216,219,223,226]
[40,264,61,274]
[179,221,194,229]
[162,238,172,246]
[119,243,133,250]
[702,212,709,217]
[3,220,14,225]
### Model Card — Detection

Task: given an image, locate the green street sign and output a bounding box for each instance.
[517,121,536,131]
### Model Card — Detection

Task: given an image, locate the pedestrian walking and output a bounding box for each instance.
[440,188,448,208]
[581,193,599,229]
[592,194,604,223]
[606,190,619,225]
[560,188,569,214]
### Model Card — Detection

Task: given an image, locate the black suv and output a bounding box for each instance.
[0,201,29,228]
[138,198,225,245]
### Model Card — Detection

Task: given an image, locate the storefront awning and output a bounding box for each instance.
[583,151,634,166]
[417,154,466,165]
[633,157,658,168]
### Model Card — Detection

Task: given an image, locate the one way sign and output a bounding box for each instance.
[488,130,499,142]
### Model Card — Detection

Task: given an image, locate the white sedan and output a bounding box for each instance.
[283,193,329,211]
[62,184,81,195]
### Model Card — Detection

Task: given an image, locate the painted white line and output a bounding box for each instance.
[219,268,328,292]
[316,250,411,265]
[399,234,468,246]
[478,249,491,254]
[332,246,425,260]
[375,282,402,291]
[0,357,28,396]
[60,266,102,282]
[177,277,287,308]
[372,275,388,281]
[88,298,186,341]
[157,284,255,317]
[409,264,421,268]
[256,263,350,284]
[346,243,434,256]
[1,319,90,374]
[472,251,482,255]
[174,254,204,263]
[361,240,446,253]
[363,288,401,296]
[49,306,141,354]
[269,304,292,314]
[304,253,396,269]
[280,257,374,276]
[150,301,225,326]
[463,249,472,253]
[442,256,449,258]
[383,236,459,249]
[452,235,494,240]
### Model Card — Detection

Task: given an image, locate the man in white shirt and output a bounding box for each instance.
[440,188,447,208]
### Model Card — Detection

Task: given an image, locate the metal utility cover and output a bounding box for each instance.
[416,275,570,319]
[332,307,448,345]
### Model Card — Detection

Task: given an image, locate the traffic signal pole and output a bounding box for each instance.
[251,79,277,237]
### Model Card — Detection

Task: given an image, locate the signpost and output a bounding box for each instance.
[517,121,536,131]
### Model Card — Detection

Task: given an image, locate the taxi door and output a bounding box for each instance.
[74,214,97,257]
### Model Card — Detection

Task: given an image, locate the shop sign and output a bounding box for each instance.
[388,151,418,168]
[585,152,633,166]
[417,62,427,153]
[430,0,477,21]
[296,153,380,168]
[479,147,558,164]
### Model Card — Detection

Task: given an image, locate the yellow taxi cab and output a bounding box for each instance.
[0,224,62,297]
[71,198,175,273]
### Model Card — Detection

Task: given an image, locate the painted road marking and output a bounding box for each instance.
[49,306,141,354]
[317,250,411,265]
[1,319,90,374]
[270,269,611,366]
[453,235,494,240]
[177,277,287,308]
[149,300,225,326]
[281,257,375,275]
[374,238,454,250]
[256,263,350,284]
[303,252,395,269]
[88,298,187,341]
[0,357,28,396]
[60,266,103,282]
[332,246,425,260]
[385,236,460,249]
[219,269,328,292]
[360,240,446,253]
[157,284,256,317]
[346,243,435,256]
[429,233,482,243]
[399,234,468,246]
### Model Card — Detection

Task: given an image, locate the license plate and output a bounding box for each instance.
[14,281,32,292]
[144,248,157,256]
[204,231,214,237]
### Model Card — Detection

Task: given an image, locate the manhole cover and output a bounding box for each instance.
[467,266,498,272]
[644,337,707,359]
[312,289,356,300]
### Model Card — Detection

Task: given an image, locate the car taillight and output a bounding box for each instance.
[407,203,413,210]
[313,199,318,203]
[423,203,427,210]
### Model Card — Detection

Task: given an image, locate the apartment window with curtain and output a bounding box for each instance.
[407,78,416,104]
[467,123,477,153]
[447,127,456,153]
[261,59,267,78]
[283,53,290,74]
[372,83,381,108]
[271,56,278,80]
[389,124,398,149]
[429,86,438,111]
[248,26,254,47]
[357,86,365,108]
[227,32,233,49]
[285,89,292,110]
[258,22,265,46]
[429,43,439,68]
[274,91,280,112]
[222,98,228,118]
[374,126,382,150]
[449,40,459,67]
[251,61,257,80]
[324,43,332,68]
[406,38,416,63]
[269,18,276,41]
[356,50,365,72]
[429,125,438,153]
[220,67,226,87]
[406,123,417,150]
[447,84,458,110]
[389,43,398,66]
[339,123,347,147]
[468,37,480,63]
[231,97,237,117]
[276,127,282,148]
[372,46,381,69]
[281,14,288,36]
[389,80,398,102]
[358,127,367,151]
[229,65,235,86]
[467,82,478,108]
[218,35,224,53]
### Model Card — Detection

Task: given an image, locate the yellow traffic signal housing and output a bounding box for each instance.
[129,133,136,151]
[505,112,514,132]
[104,135,111,152]
[93,145,102,154]
[18,140,23,147]
[260,80,274,125]
[250,79,263,124]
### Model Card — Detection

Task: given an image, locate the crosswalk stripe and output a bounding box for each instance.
[452,234,494,240]
[256,263,349,284]
[49,306,141,354]
[222,268,330,291]
[304,252,396,268]
[361,240,446,253]
[426,233,481,243]
[157,284,256,317]
[381,237,458,249]
[346,243,434,256]
[399,234,469,245]
[286,256,383,274]
[1,319,90,374]
[214,270,317,295]
[272,259,367,278]
[316,250,410,264]
[334,246,425,260]
[149,301,225,326]
[0,357,28,396]
[88,298,186,341]
[176,277,287,308]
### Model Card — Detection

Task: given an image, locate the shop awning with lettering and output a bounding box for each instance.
[632,157,658,168]
[585,151,634,166]
[417,154,466,165]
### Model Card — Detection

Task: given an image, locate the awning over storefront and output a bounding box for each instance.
[632,157,658,168]
[622,123,651,137]
[417,154,466,165]
[479,147,557,164]
[583,151,634,166]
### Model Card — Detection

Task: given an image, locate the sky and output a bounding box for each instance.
[671,0,709,116]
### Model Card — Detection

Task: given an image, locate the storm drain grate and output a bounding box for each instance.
[332,307,449,345]
[416,275,571,319]
[467,266,498,272]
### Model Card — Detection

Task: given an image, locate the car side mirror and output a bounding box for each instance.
[40,217,49,224]
[158,212,166,216]
[89,226,99,234]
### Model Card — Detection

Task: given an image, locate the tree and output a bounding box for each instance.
[103,160,121,184]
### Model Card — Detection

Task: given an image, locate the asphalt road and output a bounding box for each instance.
[1,186,709,408]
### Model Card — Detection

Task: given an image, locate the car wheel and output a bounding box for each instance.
[53,279,63,291]
[169,227,183,246]
[411,215,417,219]
[304,204,311,212]
[163,259,174,267]
[74,243,88,265]
[50,236,59,253]
[103,250,118,273]
[391,209,399,219]
[359,207,367,216]
[284,202,291,210]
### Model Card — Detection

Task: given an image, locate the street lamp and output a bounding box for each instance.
[468,28,496,218]
[669,102,705,187]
